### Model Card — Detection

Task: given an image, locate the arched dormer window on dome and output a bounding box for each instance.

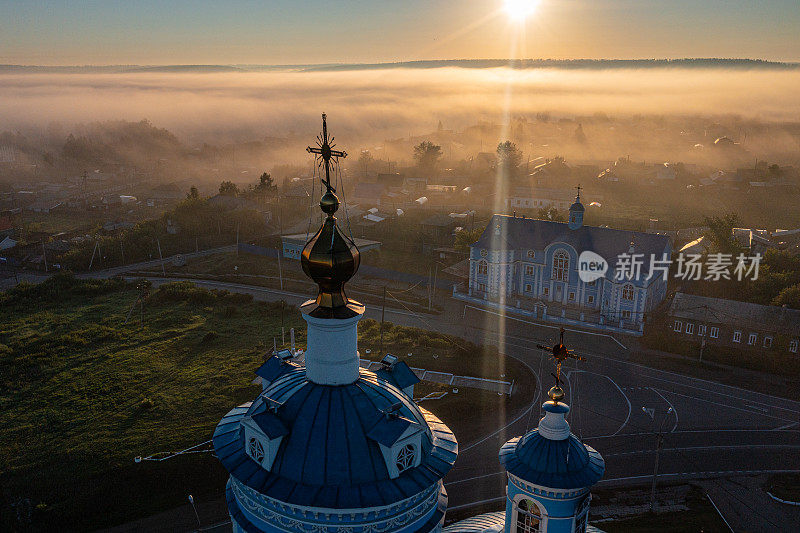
[552,250,569,282]
[622,283,634,300]
[395,443,416,474]
[248,436,265,463]
[240,407,289,471]
[478,260,488,276]
[516,498,542,533]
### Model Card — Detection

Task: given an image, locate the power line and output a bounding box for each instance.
[572,403,786,529]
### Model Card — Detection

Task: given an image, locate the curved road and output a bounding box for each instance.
[130,277,800,523]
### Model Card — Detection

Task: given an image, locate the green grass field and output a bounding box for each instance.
[0,274,533,531]
[1,274,302,530]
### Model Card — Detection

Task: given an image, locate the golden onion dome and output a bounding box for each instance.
[300,190,362,318]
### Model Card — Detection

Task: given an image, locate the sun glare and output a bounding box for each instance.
[503,0,539,20]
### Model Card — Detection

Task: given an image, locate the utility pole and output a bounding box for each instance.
[156,238,165,276]
[699,305,709,364]
[88,240,99,271]
[277,203,284,290]
[648,406,673,512]
[379,286,387,355]
[427,267,432,311]
[281,300,285,346]
[188,494,201,528]
[277,247,284,290]
[42,241,47,272]
[428,263,438,311]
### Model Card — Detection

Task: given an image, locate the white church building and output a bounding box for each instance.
[458,192,671,335]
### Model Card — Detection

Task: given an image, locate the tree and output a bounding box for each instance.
[254,172,276,194]
[496,141,522,178]
[772,284,800,309]
[358,150,374,178]
[187,186,199,199]
[413,141,442,173]
[218,180,238,196]
[454,228,483,253]
[574,123,587,144]
[538,206,564,222]
[703,212,744,254]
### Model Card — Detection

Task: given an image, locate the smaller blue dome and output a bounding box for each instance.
[569,200,585,213]
[499,430,604,489]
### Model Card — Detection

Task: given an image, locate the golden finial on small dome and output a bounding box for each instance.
[319,190,339,215]
[301,114,362,319]
[548,385,565,403]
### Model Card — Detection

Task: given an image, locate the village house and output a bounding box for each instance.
[668,292,799,355]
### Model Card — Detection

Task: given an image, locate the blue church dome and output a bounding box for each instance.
[499,431,604,489]
[499,400,604,489]
[213,366,458,510]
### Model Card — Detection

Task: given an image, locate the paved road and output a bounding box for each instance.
[87,245,238,278]
[135,277,800,529]
[9,270,798,530]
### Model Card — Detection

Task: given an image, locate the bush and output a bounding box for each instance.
[149,281,216,305]
[201,330,219,344]
[357,319,477,355]
[149,282,255,307]
[139,398,154,410]
[1,272,129,306]
[217,291,253,305]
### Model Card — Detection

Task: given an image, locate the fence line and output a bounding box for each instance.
[359,359,512,395]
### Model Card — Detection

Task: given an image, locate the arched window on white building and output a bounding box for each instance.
[516,499,541,533]
[552,251,569,282]
[478,260,488,275]
[622,283,634,300]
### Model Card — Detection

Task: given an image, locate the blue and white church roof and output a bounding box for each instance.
[213,115,457,533]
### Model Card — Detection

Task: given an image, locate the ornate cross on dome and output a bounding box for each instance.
[537,328,584,402]
[306,113,347,194]
[575,184,582,200]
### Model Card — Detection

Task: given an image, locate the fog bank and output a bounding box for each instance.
[2,68,800,144]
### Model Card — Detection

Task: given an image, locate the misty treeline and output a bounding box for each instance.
[0,119,294,185]
[3,68,800,177]
[59,193,268,270]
